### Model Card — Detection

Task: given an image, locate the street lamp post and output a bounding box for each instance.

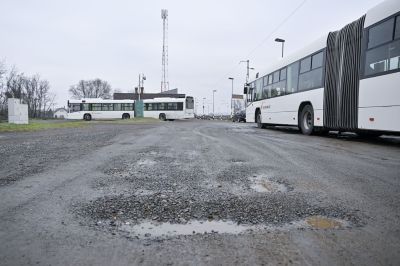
[202,97,206,116]
[228,77,234,118]
[275,38,285,58]
[212,90,217,118]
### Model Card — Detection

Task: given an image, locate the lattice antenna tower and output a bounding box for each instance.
[161,9,169,92]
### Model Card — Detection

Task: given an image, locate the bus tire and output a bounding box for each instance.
[256,110,265,129]
[83,114,92,121]
[299,105,314,135]
[122,113,130,119]
[159,113,166,121]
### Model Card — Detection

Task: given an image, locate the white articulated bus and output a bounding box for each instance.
[67,98,135,121]
[245,0,400,136]
[143,96,194,121]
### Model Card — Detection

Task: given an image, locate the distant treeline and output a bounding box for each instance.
[0,61,55,120]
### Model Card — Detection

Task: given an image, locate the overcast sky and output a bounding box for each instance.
[0,0,382,113]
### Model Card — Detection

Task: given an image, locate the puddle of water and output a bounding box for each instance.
[119,220,256,237]
[250,176,287,193]
[305,216,344,229]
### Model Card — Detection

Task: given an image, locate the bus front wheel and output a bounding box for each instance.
[84,114,92,121]
[122,113,130,119]
[256,111,264,129]
[299,105,314,135]
[159,113,166,121]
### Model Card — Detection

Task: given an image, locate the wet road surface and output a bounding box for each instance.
[0,120,399,265]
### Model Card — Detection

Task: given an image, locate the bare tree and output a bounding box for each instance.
[69,79,112,99]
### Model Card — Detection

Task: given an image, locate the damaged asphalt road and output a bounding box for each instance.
[0,120,400,265]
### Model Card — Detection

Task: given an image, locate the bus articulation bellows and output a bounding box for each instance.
[245,0,400,135]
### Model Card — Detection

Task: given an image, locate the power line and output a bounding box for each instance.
[210,0,307,90]
[245,0,307,58]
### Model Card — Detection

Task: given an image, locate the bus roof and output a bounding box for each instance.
[365,0,400,28]
[143,97,187,103]
[68,98,134,104]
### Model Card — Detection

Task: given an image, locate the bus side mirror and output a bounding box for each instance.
[243,87,248,94]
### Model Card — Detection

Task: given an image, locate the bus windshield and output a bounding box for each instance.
[186,97,194,109]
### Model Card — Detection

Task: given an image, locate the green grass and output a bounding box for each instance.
[0,120,88,132]
[0,117,160,132]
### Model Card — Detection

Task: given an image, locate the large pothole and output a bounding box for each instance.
[249,175,289,193]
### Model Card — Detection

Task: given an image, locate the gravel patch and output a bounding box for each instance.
[76,143,363,236]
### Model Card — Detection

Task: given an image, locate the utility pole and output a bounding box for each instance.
[240,60,250,84]
[228,77,234,118]
[137,74,146,100]
[202,97,205,116]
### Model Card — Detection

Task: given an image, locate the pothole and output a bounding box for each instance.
[118,220,256,238]
[250,176,288,193]
[137,159,156,166]
[304,216,346,229]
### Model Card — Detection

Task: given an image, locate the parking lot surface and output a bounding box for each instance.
[0,120,399,265]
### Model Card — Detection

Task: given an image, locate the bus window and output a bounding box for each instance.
[364,15,400,76]
[312,52,323,69]
[255,78,263,100]
[82,103,90,111]
[102,103,113,111]
[158,103,166,110]
[300,57,311,73]
[178,102,184,110]
[71,104,81,112]
[368,18,394,49]
[280,68,287,81]
[91,103,102,111]
[298,67,323,91]
[167,103,178,110]
[186,97,194,109]
[114,103,122,111]
[273,71,280,83]
[286,62,299,94]
[122,103,133,111]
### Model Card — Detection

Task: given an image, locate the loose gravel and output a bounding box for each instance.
[0,124,147,186]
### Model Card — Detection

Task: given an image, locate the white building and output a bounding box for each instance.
[54,107,68,119]
[8,98,28,124]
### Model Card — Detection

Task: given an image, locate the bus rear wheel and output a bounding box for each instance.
[299,105,314,135]
[84,114,92,121]
[122,113,130,119]
[159,113,166,121]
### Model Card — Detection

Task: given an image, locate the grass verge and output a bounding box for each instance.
[0,117,160,132]
[0,120,88,132]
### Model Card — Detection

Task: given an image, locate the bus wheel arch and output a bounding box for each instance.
[122,113,130,119]
[83,113,92,121]
[159,113,166,121]
[298,102,314,135]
